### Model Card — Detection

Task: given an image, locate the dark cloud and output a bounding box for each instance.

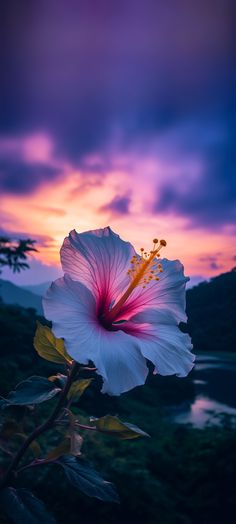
[0,0,234,222]
[1,0,234,157]
[154,137,236,230]
[99,195,131,216]
[199,255,222,263]
[0,158,63,194]
[198,255,224,271]
[209,261,224,270]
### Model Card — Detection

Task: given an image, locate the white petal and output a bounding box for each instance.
[118,258,189,322]
[43,275,98,364]
[142,326,194,377]
[93,330,148,395]
[43,275,148,395]
[121,309,195,377]
[60,227,135,311]
[128,308,195,377]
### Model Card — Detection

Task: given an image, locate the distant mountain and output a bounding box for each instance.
[1,268,236,353]
[22,281,51,296]
[0,279,43,315]
[185,268,236,353]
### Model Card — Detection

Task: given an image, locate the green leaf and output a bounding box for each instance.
[0,487,57,524]
[67,378,93,400]
[46,432,83,461]
[0,376,61,408]
[57,456,119,503]
[94,415,150,439]
[45,439,71,461]
[34,322,72,364]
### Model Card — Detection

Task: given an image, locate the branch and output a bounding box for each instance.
[0,362,79,490]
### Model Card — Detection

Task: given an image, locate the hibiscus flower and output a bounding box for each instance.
[43,227,194,395]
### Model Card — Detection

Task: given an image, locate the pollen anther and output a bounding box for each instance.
[126,237,166,287]
[104,236,167,324]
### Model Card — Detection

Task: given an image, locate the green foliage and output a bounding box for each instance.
[46,435,82,460]
[94,415,150,439]
[0,420,24,457]
[45,439,73,461]
[0,377,61,408]
[67,379,93,400]
[34,323,72,365]
[0,487,56,524]
[0,304,54,396]
[0,420,20,439]
[56,456,120,503]
[46,411,83,459]
[29,417,235,524]
[186,268,236,352]
[0,274,236,524]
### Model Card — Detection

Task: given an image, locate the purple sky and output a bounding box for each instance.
[0,0,235,286]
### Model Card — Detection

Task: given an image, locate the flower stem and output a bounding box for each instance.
[76,423,97,431]
[0,361,79,490]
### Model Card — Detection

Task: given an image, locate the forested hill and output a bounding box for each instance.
[0,279,43,314]
[186,268,236,353]
[0,270,236,524]
[0,269,235,363]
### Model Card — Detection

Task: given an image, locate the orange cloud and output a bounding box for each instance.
[1,160,235,284]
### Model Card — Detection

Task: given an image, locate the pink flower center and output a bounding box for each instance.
[102,238,167,326]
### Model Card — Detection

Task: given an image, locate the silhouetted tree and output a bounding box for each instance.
[0,237,37,273]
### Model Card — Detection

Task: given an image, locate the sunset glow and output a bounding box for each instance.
[1,2,234,286]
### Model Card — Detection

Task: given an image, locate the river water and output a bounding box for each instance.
[173,354,236,427]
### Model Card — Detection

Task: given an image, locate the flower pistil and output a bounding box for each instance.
[104,238,167,324]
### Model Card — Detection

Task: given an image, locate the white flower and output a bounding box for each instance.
[43,227,194,395]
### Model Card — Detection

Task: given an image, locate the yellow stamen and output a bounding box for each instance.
[104,238,166,323]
